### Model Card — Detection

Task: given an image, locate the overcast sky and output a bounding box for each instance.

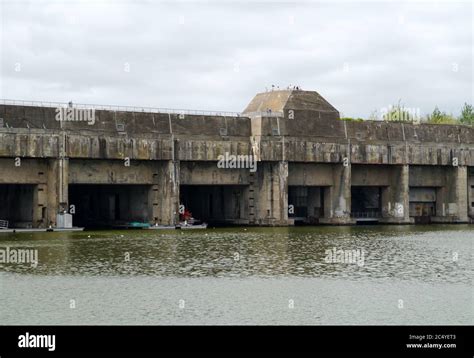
[0,0,472,118]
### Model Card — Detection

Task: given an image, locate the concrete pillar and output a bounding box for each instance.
[149,184,159,224]
[151,160,180,226]
[46,158,69,227]
[320,164,354,224]
[32,184,48,228]
[468,167,474,220]
[432,166,469,223]
[380,165,412,224]
[254,161,288,226]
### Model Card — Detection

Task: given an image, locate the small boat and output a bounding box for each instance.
[51,227,84,232]
[178,223,208,230]
[128,222,151,229]
[176,217,208,230]
[176,209,208,229]
[112,221,151,229]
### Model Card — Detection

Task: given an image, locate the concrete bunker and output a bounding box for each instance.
[68,184,152,228]
[0,90,472,228]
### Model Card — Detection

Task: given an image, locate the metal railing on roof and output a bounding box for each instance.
[0,99,242,118]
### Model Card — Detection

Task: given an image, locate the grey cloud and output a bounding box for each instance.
[0,1,471,117]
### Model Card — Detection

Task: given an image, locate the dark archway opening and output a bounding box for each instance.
[409,187,436,224]
[180,185,248,226]
[288,186,325,225]
[69,184,151,229]
[0,184,35,228]
[351,186,382,220]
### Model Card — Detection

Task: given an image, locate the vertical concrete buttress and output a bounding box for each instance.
[151,159,180,226]
[380,165,412,224]
[32,183,48,228]
[469,168,474,220]
[44,131,69,227]
[46,157,69,227]
[433,166,469,223]
[254,161,289,226]
[151,137,180,226]
[320,164,353,224]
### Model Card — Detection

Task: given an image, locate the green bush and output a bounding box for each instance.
[459,103,474,125]
[425,107,458,124]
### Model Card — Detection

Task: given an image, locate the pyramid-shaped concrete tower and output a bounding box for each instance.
[242,89,340,120]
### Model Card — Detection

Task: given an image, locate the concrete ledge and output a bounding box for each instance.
[431,216,470,224]
[319,217,356,225]
[255,218,292,226]
[379,217,415,224]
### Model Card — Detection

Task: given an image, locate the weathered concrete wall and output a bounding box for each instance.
[151,160,179,226]
[69,159,160,185]
[253,161,288,226]
[380,165,411,223]
[180,161,250,185]
[352,165,393,186]
[0,105,249,136]
[351,164,411,223]
[0,99,472,227]
[0,158,63,228]
[408,165,469,222]
[432,166,469,223]
[288,162,353,224]
[252,113,473,142]
[469,168,474,219]
[319,164,352,224]
[0,158,48,184]
[249,114,474,166]
[288,163,334,186]
[2,102,473,164]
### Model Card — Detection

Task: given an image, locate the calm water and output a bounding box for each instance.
[0,225,473,325]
